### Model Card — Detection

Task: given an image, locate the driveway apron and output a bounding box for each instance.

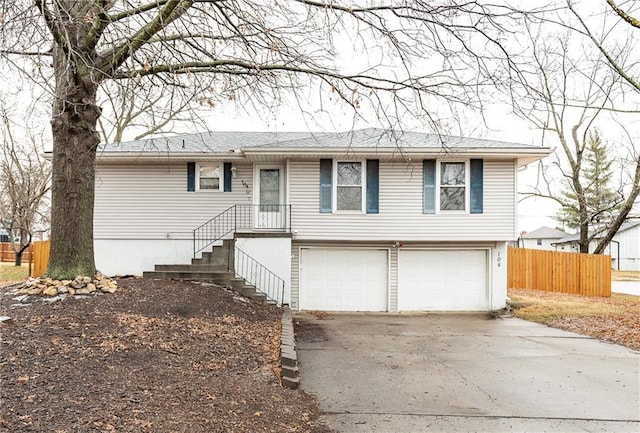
[295,313,640,433]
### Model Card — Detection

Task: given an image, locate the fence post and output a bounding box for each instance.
[28,243,33,277]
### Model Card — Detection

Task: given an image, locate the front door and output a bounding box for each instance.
[255,165,284,229]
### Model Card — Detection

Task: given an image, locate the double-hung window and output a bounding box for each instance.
[187,162,233,192]
[319,159,379,213]
[336,161,363,211]
[423,159,483,214]
[198,163,221,190]
[440,162,466,211]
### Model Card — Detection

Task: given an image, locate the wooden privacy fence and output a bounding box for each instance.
[31,240,50,278]
[508,247,611,297]
[0,242,33,262]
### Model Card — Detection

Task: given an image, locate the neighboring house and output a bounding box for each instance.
[520,226,569,251]
[94,128,551,312]
[553,220,640,271]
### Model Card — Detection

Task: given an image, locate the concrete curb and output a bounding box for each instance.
[280,308,299,389]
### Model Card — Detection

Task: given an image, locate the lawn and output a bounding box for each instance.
[508,288,640,351]
[0,262,29,285]
[612,270,640,281]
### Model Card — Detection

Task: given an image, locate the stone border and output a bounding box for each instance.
[280,308,299,389]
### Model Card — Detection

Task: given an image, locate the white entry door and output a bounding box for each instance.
[255,165,285,229]
[398,249,488,311]
[299,248,388,311]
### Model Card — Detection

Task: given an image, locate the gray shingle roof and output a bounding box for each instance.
[98,131,317,154]
[521,226,568,239]
[98,128,546,154]
[554,220,640,244]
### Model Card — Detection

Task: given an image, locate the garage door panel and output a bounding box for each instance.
[399,249,488,311]
[300,249,388,311]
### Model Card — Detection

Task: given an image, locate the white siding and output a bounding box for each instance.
[289,159,516,241]
[522,238,561,251]
[94,163,254,240]
[613,225,640,271]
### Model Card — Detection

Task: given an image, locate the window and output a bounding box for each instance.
[319,159,379,213]
[198,164,221,190]
[536,239,542,246]
[440,162,466,211]
[423,159,483,214]
[336,161,363,211]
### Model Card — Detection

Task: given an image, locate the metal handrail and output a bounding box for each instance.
[192,204,291,256]
[231,246,286,306]
[193,205,236,256]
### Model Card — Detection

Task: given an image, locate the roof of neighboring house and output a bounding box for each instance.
[95,128,552,164]
[554,220,640,245]
[521,226,568,240]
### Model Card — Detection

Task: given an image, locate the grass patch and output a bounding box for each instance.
[0,262,29,284]
[508,288,640,350]
[612,270,640,281]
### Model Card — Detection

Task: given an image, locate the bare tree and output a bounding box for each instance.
[0,105,51,266]
[513,16,640,254]
[0,1,533,278]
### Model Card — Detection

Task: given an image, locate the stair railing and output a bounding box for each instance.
[230,246,286,306]
[193,204,291,256]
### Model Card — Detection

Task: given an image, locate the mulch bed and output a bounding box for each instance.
[0,278,333,432]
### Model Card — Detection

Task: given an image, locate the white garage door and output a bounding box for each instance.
[299,249,388,311]
[398,249,488,311]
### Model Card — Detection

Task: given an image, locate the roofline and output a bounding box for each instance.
[93,146,552,164]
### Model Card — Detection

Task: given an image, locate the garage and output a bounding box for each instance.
[398,249,489,311]
[299,248,388,311]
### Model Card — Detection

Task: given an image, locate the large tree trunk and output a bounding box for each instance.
[45,47,102,279]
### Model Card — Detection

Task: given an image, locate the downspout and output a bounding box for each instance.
[609,240,620,271]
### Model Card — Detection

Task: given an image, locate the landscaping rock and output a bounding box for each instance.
[10,274,119,300]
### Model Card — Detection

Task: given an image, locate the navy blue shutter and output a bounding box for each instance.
[319,159,333,213]
[223,163,232,192]
[366,159,379,214]
[423,160,436,214]
[187,162,196,192]
[470,159,483,214]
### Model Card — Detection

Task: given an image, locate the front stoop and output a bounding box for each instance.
[280,308,299,389]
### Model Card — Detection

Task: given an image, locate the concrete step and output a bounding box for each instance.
[154,264,227,272]
[249,292,267,303]
[142,270,234,283]
[238,285,257,296]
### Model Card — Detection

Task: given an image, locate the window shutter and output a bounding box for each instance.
[223,163,232,192]
[423,160,436,214]
[366,159,379,214]
[470,159,483,214]
[187,162,196,192]
[319,159,333,213]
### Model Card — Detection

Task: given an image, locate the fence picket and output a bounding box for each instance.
[507,247,611,297]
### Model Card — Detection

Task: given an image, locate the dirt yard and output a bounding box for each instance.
[0,278,332,432]
[508,288,640,351]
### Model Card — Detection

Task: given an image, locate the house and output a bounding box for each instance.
[94,128,551,312]
[519,226,568,251]
[553,220,640,271]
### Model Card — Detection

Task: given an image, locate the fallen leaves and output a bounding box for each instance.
[509,289,640,350]
[0,278,331,432]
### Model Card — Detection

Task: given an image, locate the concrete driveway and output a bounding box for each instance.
[295,313,640,433]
